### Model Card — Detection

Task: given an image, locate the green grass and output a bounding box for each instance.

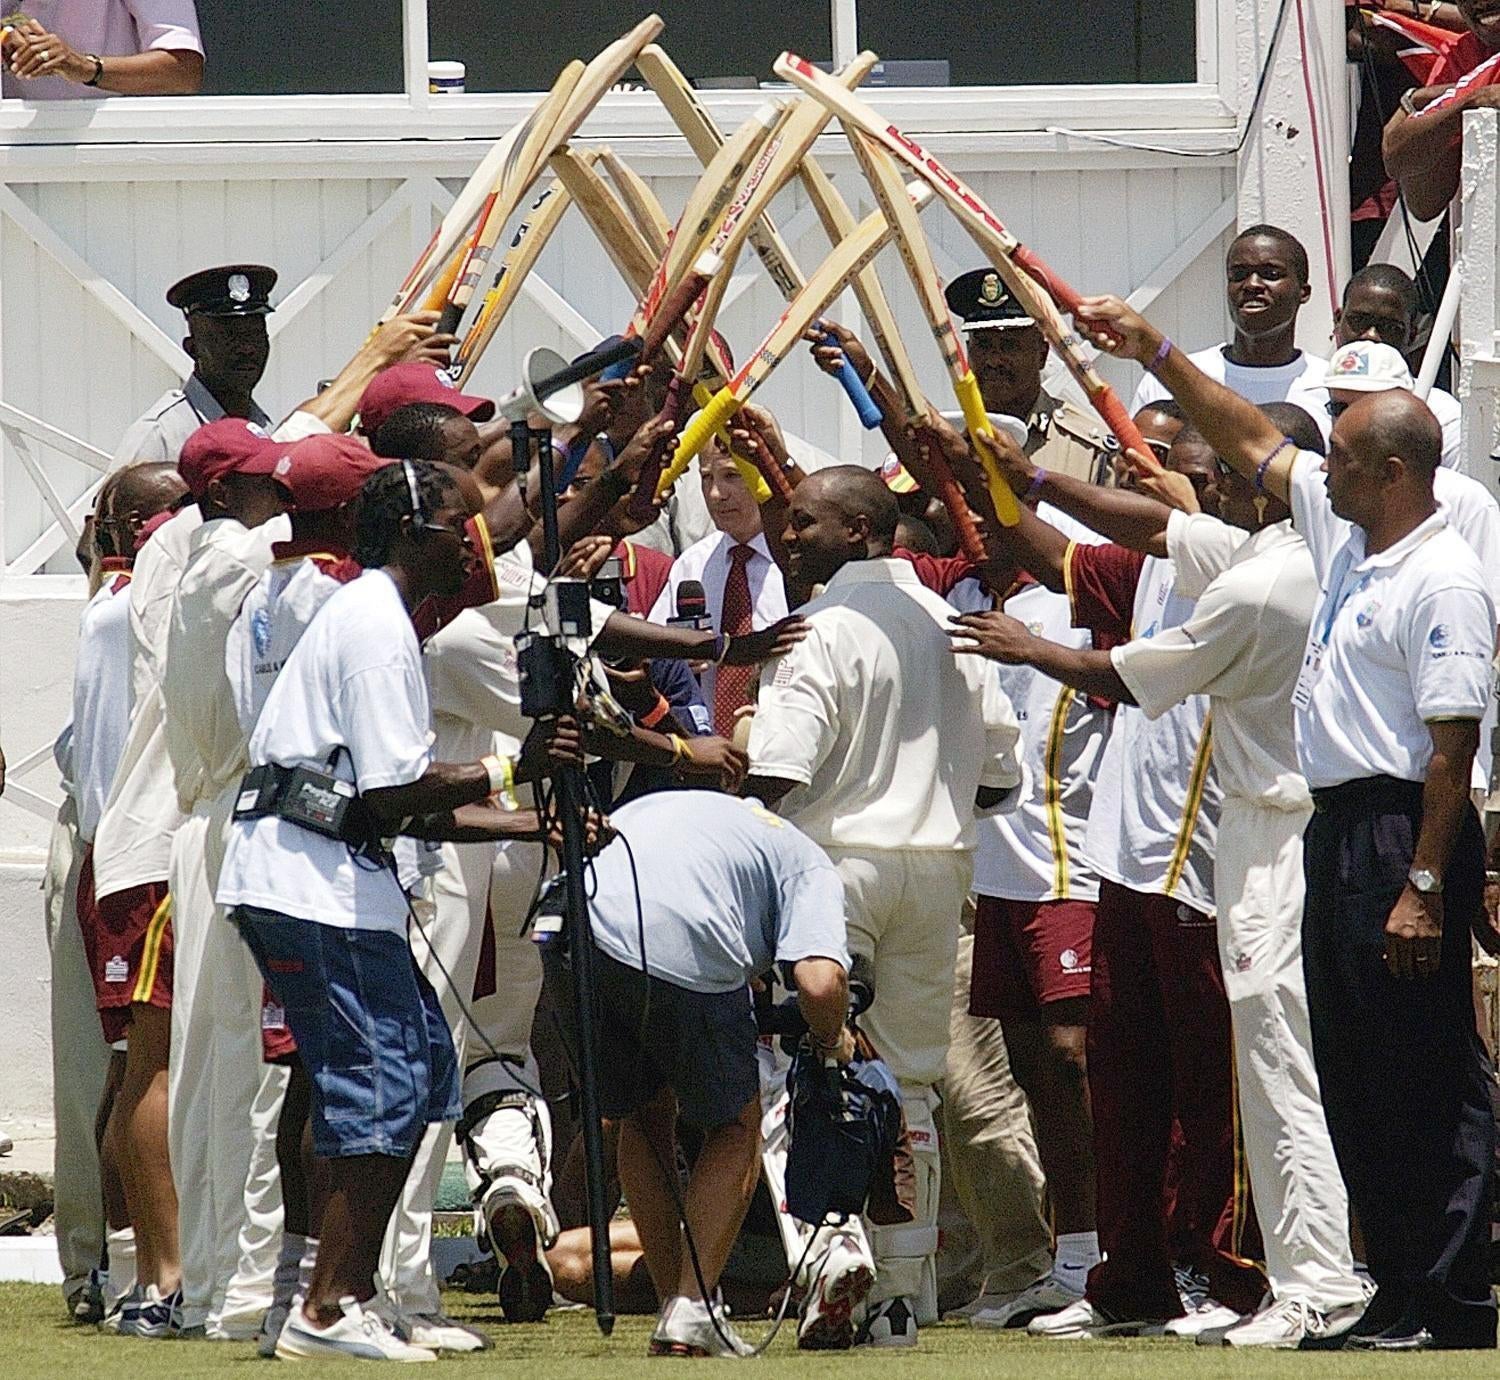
[3,1283,1499,1376]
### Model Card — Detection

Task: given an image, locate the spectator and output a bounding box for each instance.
[1,2,203,98]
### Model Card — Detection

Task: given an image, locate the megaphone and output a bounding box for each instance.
[496,347,583,427]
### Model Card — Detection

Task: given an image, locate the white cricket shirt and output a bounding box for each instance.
[951,576,1110,903]
[1073,549,1221,912]
[1114,517,1317,810]
[163,515,285,812]
[217,570,434,932]
[70,571,136,845]
[1292,509,1495,789]
[748,557,1022,851]
[1132,344,1332,437]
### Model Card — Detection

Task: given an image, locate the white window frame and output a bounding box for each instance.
[0,0,1237,147]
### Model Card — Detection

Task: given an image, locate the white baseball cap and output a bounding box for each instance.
[1327,341,1414,393]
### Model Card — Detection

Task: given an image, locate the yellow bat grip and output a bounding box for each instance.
[657,388,742,499]
[691,383,770,504]
[955,371,1021,528]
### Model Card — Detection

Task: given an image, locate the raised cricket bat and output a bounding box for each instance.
[657,181,935,494]
[845,128,1020,525]
[453,175,576,384]
[775,51,1160,475]
[598,149,671,255]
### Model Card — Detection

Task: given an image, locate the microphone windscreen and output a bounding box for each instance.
[676,579,708,621]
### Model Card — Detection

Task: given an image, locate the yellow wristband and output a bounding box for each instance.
[668,734,693,766]
[482,753,518,810]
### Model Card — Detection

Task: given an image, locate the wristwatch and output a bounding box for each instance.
[1400,87,1420,118]
[1408,866,1443,895]
[83,54,103,87]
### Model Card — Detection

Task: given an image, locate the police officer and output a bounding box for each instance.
[115,266,281,466]
[945,268,1113,484]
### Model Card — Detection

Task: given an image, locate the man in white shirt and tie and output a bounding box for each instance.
[650,442,786,734]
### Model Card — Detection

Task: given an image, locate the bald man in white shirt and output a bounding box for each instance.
[745,466,1023,1347]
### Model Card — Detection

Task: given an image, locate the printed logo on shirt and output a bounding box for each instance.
[772,658,795,688]
[1027,621,1046,636]
[1355,600,1381,629]
[1175,903,1213,929]
[251,607,272,659]
[1232,950,1253,973]
[1429,623,1452,650]
[1058,948,1090,975]
[261,1001,287,1032]
[104,955,129,985]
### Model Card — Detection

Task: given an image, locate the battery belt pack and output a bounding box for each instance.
[234,756,383,853]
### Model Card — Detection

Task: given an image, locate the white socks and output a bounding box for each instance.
[104,1227,137,1311]
[1053,1231,1100,1284]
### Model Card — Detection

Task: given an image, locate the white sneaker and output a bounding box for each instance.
[971,1272,1084,1330]
[853,1296,918,1348]
[257,1300,291,1359]
[1164,1298,1242,1337]
[275,1297,437,1362]
[1210,1296,1351,1349]
[1027,1296,1167,1339]
[648,1295,754,1358]
[399,1311,492,1353]
[798,1233,874,1350]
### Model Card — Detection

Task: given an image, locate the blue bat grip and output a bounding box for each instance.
[555,436,592,491]
[599,357,635,383]
[820,330,881,429]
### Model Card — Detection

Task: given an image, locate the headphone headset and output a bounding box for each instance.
[401,458,428,530]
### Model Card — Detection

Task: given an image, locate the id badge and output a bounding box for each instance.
[1291,640,1325,710]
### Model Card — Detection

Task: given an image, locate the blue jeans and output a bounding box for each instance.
[234,906,460,1159]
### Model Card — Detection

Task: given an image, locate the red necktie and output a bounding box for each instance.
[713,544,755,736]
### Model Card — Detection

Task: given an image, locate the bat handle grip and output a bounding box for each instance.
[737,415,794,504]
[437,301,464,338]
[915,430,988,569]
[955,371,1021,528]
[641,271,709,363]
[627,376,687,522]
[659,388,740,497]
[600,357,636,383]
[821,331,882,429]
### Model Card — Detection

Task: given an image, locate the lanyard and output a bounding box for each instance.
[1317,546,1370,645]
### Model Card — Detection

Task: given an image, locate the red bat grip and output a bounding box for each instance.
[739,415,795,504]
[914,429,988,569]
[1012,245,1082,315]
[639,272,709,363]
[1090,388,1164,479]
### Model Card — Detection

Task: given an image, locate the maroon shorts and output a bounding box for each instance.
[970,894,1096,1019]
[76,848,130,1044]
[93,878,173,1017]
[261,983,297,1063]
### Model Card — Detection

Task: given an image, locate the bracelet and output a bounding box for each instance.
[668,734,694,766]
[1146,336,1173,375]
[1254,436,1295,493]
[480,753,517,810]
[714,632,733,665]
[83,54,103,87]
[640,694,672,729]
[595,433,617,466]
[1023,467,1048,505]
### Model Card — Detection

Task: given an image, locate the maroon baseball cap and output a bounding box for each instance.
[271,433,388,513]
[177,418,285,499]
[357,363,495,438]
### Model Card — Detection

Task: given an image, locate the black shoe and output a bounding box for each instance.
[1345,1322,1435,1352]
[1347,1285,1409,1339]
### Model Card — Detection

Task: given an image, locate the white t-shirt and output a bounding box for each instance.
[217,571,434,932]
[748,557,1022,851]
[1292,510,1494,789]
[1114,517,1317,811]
[1428,386,1465,472]
[1133,344,1332,438]
[587,791,850,994]
[1073,549,1220,912]
[648,530,786,706]
[953,576,1110,903]
[71,571,136,845]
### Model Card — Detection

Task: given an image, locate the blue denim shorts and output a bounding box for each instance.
[233,906,460,1158]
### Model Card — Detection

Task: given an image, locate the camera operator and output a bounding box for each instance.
[567,789,851,1358]
[216,460,581,1363]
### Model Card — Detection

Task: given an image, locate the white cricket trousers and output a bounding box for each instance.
[168,786,266,1333]
[45,806,111,1304]
[825,845,973,1322]
[1215,796,1364,1310]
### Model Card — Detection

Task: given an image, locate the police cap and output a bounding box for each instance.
[166,264,277,319]
[945,268,1036,332]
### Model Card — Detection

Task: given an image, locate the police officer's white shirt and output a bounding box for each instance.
[586,791,850,994]
[218,570,433,932]
[1081,554,1220,912]
[1291,501,1495,789]
[1114,517,1317,811]
[163,515,287,813]
[91,505,202,900]
[71,576,135,845]
[648,530,786,706]
[748,556,1022,851]
[950,562,1109,903]
[112,377,329,469]
[1132,345,1332,437]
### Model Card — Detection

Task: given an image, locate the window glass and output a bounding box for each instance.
[854,0,1197,86]
[428,2,830,92]
[198,3,405,95]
